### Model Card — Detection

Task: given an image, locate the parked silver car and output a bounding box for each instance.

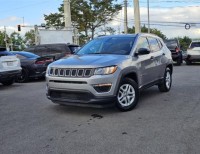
[0,48,21,86]
[46,33,173,111]
[185,40,200,65]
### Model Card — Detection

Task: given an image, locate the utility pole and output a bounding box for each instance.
[4,26,9,51]
[134,0,141,33]
[124,0,128,34]
[34,25,39,45]
[64,0,72,28]
[147,0,150,33]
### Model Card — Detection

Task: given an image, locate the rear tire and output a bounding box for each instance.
[158,68,172,92]
[176,57,182,66]
[1,79,14,86]
[185,59,191,65]
[16,68,29,83]
[116,78,139,111]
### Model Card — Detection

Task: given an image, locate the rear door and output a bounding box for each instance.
[147,37,165,80]
[136,36,155,86]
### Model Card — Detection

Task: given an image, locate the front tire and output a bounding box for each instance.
[158,68,172,92]
[116,78,139,111]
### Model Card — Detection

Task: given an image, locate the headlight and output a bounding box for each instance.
[46,66,51,76]
[94,66,117,75]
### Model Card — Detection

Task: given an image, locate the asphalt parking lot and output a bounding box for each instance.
[0,64,200,154]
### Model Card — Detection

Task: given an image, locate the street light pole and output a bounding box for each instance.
[147,0,150,33]
[134,0,141,33]
[4,26,9,50]
[124,0,128,34]
[64,0,72,28]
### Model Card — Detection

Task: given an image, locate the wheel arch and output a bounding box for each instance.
[167,64,173,74]
[114,69,139,95]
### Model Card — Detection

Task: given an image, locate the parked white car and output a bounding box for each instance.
[185,41,200,65]
[0,48,21,86]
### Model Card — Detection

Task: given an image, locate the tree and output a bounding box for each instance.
[0,31,8,47]
[24,30,35,46]
[10,32,25,51]
[44,0,122,41]
[177,36,192,51]
[128,25,167,40]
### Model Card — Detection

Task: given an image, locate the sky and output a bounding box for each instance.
[0,0,200,39]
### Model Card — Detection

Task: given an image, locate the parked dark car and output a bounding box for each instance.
[11,51,53,82]
[25,43,80,60]
[164,39,183,65]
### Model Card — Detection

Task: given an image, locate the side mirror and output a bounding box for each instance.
[136,48,151,56]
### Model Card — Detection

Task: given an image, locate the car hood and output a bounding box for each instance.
[49,54,129,68]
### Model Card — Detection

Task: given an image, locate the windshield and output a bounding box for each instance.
[77,36,135,55]
[190,42,200,48]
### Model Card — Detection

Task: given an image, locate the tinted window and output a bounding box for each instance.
[0,51,14,57]
[190,42,200,48]
[136,37,150,50]
[148,37,160,52]
[49,45,68,53]
[25,47,35,53]
[165,40,178,47]
[35,46,48,56]
[77,37,135,55]
[0,47,6,51]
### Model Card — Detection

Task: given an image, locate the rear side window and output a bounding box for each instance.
[49,45,68,53]
[25,47,35,53]
[148,37,160,52]
[157,39,163,49]
[35,46,49,56]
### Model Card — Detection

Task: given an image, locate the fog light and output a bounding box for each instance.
[93,83,112,93]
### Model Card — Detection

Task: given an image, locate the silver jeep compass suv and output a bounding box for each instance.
[46,33,173,111]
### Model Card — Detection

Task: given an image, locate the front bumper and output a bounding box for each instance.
[46,72,119,106]
[187,55,200,62]
[0,70,21,82]
[46,89,115,107]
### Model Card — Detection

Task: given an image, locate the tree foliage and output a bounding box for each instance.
[44,0,122,41]
[10,32,25,50]
[128,25,167,40]
[24,30,35,46]
[0,31,6,47]
[177,36,192,51]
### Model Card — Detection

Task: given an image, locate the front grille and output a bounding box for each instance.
[49,68,94,78]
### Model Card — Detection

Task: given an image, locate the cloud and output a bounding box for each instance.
[110,6,200,39]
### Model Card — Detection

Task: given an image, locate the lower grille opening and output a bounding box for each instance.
[50,90,94,101]
[49,80,87,84]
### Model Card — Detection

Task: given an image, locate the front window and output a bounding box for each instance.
[77,36,136,55]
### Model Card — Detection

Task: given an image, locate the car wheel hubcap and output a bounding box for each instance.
[117,84,135,107]
[165,71,171,89]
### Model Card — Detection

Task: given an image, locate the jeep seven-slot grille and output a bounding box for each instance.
[49,68,94,78]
